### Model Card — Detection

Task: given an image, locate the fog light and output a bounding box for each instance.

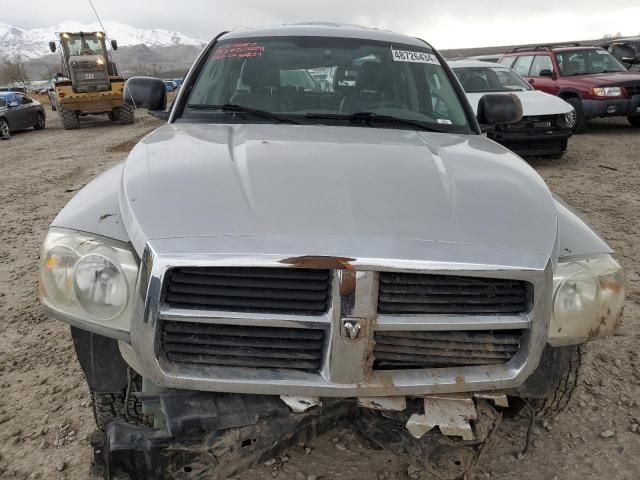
[607,105,617,114]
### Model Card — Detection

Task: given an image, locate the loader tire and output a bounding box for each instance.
[119,104,135,125]
[60,108,79,130]
[107,108,120,121]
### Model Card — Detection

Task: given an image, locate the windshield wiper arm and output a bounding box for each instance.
[187,103,299,124]
[305,112,445,132]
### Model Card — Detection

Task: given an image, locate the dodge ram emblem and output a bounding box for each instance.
[341,318,364,341]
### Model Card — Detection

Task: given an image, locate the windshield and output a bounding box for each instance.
[0,97,6,108]
[181,36,471,133]
[453,66,532,93]
[62,33,105,57]
[557,49,627,75]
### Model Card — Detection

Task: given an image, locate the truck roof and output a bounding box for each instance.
[448,59,504,68]
[505,45,607,54]
[220,23,430,49]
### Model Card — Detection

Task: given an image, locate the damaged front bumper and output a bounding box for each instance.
[92,390,504,480]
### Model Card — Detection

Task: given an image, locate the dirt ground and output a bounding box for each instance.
[0,105,639,480]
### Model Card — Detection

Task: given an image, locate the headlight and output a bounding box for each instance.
[563,109,576,129]
[549,254,625,346]
[39,228,138,339]
[592,87,622,97]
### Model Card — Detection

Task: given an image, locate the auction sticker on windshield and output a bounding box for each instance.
[391,49,440,64]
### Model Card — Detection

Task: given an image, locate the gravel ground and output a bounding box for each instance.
[0,106,638,480]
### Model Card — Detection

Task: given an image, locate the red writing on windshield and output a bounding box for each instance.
[212,42,265,60]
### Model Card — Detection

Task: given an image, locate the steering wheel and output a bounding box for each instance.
[431,93,451,119]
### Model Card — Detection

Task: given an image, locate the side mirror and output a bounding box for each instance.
[111,39,118,51]
[8,101,19,108]
[477,94,523,128]
[539,69,555,77]
[124,76,167,111]
[49,41,57,53]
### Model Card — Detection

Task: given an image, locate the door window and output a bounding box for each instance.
[512,55,535,76]
[498,56,516,68]
[530,55,554,76]
[18,94,33,105]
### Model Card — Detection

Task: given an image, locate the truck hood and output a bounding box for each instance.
[465,90,573,117]
[564,71,640,87]
[120,123,558,269]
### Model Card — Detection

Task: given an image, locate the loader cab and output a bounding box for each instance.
[56,32,118,93]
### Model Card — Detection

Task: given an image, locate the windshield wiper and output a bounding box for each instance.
[186,103,300,124]
[304,112,446,133]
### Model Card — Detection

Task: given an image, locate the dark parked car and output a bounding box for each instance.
[499,44,640,130]
[0,92,46,139]
[599,37,640,71]
[0,86,27,93]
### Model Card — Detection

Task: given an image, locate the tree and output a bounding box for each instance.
[0,55,30,86]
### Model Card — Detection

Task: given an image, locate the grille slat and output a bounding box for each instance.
[160,321,325,371]
[163,333,323,350]
[164,343,322,360]
[166,353,321,370]
[163,322,324,340]
[375,330,521,345]
[373,330,522,370]
[165,267,331,315]
[379,293,526,305]
[378,273,529,315]
[168,283,328,301]
[171,272,331,291]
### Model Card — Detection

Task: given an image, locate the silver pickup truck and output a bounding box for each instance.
[39,24,625,480]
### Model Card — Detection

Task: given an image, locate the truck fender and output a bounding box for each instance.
[50,163,131,243]
[554,195,612,259]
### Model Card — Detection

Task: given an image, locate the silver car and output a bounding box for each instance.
[39,23,625,479]
[0,91,46,139]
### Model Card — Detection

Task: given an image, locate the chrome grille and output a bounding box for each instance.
[378,272,529,315]
[164,267,331,315]
[160,321,325,371]
[373,330,522,370]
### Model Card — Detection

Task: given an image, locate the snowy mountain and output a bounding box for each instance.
[0,20,205,59]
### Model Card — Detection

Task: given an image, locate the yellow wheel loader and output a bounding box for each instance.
[48,31,134,129]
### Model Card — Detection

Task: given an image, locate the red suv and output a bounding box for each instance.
[499,44,640,131]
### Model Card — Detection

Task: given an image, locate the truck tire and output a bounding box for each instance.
[60,108,79,130]
[91,375,144,430]
[527,345,584,419]
[564,97,586,133]
[0,118,10,139]
[628,116,640,128]
[119,104,135,125]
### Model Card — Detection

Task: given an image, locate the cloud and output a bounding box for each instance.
[1,0,639,49]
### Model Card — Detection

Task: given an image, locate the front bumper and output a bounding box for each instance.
[582,95,640,118]
[489,128,572,157]
[92,391,500,480]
